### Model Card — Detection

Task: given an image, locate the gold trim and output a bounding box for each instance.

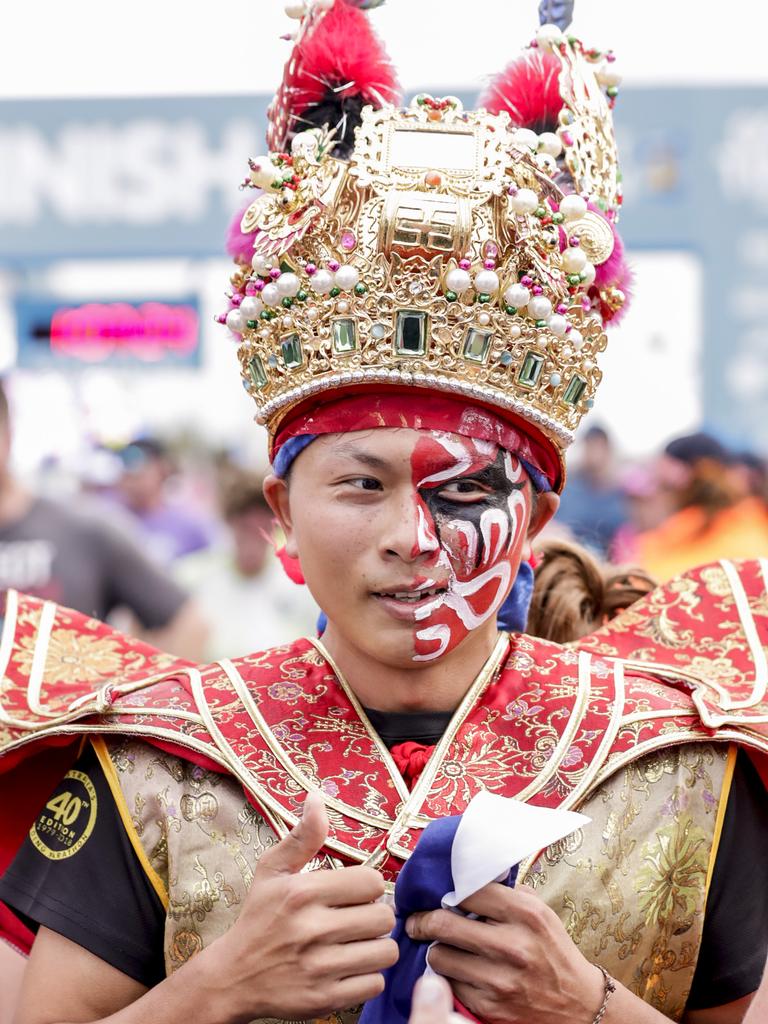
[704,743,737,896]
[559,657,626,811]
[585,728,768,802]
[188,666,380,862]
[517,657,624,877]
[218,657,399,828]
[620,708,699,725]
[720,559,767,709]
[384,634,511,855]
[510,648,593,806]
[308,637,412,804]
[91,736,169,909]
[26,600,58,717]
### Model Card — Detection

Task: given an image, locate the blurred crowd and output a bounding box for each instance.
[0,371,765,661]
[554,424,768,582]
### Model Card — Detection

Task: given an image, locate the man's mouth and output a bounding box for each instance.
[372,584,447,604]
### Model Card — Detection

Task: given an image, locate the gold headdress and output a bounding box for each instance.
[221,4,625,488]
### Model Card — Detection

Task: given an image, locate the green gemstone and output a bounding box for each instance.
[280,333,303,369]
[567,274,581,286]
[534,206,546,218]
[551,212,564,224]
[259,310,270,320]
[478,293,491,304]
[354,283,367,296]
[462,328,492,364]
[505,305,517,315]
[248,355,268,391]
[536,319,547,328]
[329,286,341,297]
[445,290,458,302]
[607,85,619,97]
[281,297,293,309]
[332,318,357,354]
[297,290,308,302]
[517,350,545,388]
[246,319,258,329]
[394,310,428,356]
[562,375,588,406]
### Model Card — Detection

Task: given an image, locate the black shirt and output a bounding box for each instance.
[1,729,767,1008]
[0,497,186,627]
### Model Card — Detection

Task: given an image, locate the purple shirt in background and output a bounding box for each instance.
[128,504,214,566]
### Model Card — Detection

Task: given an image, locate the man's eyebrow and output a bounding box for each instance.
[327,443,391,471]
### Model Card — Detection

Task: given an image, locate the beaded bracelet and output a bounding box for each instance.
[592,965,617,1024]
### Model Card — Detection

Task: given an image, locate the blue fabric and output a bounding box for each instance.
[360,814,517,1024]
[538,0,574,29]
[273,434,317,478]
[496,559,534,632]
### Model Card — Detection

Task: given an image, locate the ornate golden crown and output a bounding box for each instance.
[223,18,623,460]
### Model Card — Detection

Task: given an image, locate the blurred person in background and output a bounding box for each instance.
[0,382,206,661]
[115,438,214,566]
[635,431,768,581]
[554,425,628,557]
[174,467,318,660]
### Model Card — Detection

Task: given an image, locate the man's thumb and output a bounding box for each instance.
[257,791,329,876]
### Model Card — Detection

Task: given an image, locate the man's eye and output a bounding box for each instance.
[438,480,490,502]
[345,477,382,491]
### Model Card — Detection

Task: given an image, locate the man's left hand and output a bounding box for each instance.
[406,882,605,1024]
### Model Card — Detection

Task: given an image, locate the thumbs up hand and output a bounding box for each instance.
[200,793,398,1023]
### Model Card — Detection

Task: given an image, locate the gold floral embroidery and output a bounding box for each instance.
[12,628,125,685]
[522,743,726,1022]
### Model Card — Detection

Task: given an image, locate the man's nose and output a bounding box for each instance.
[380,492,440,563]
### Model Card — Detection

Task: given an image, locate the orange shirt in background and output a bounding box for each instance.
[636,497,768,582]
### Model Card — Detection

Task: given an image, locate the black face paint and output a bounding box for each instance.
[419,449,527,569]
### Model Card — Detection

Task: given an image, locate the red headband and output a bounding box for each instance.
[271,389,563,491]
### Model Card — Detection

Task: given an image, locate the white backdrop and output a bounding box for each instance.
[2,1,766,101]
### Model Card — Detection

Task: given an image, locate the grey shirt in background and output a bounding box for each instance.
[0,497,186,627]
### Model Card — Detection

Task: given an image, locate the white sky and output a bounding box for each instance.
[1,0,766,100]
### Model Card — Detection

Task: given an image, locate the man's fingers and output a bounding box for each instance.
[409,974,454,1024]
[406,911,491,956]
[459,883,550,927]
[319,902,395,944]
[256,792,329,877]
[308,864,386,907]
[427,944,487,987]
[321,937,399,978]
[329,972,387,1010]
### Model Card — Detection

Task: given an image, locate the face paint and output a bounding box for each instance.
[408,433,531,661]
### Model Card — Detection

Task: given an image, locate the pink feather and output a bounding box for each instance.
[479,49,563,132]
[225,197,260,264]
[589,209,633,325]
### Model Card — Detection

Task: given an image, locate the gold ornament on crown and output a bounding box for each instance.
[226,97,609,457]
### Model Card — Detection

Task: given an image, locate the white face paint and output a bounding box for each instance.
[409,433,533,662]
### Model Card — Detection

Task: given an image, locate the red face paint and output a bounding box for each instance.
[406,433,531,661]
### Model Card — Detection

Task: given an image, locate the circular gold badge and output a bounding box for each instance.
[565,210,616,265]
[29,769,98,861]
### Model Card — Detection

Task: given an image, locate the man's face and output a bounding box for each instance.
[269,428,551,669]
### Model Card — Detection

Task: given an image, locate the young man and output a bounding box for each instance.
[2,6,768,1024]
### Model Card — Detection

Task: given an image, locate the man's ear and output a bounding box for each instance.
[521,490,559,560]
[262,474,298,557]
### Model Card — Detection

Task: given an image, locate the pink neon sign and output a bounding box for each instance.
[49,302,199,362]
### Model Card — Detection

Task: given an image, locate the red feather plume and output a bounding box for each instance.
[479,50,563,133]
[291,2,400,116]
